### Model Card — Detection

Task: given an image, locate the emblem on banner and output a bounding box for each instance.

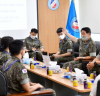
[48,0,59,10]
[70,17,79,32]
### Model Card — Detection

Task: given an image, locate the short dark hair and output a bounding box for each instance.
[9,40,24,56]
[56,28,63,33]
[0,36,13,51]
[81,27,91,34]
[31,28,38,33]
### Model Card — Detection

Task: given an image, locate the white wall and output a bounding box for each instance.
[74,0,100,41]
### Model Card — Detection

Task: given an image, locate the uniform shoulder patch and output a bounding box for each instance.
[22,69,27,74]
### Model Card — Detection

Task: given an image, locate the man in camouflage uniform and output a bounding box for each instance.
[0,51,11,70]
[0,36,13,70]
[24,28,44,62]
[51,28,74,64]
[2,40,56,96]
[62,27,97,71]
[87,52,100,75]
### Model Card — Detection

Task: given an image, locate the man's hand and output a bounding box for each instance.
[25,49,29,52]
[32,48,36,51]
[30,83,37,86]
[40,48,44,52]
[87,62,94,69]
[36,83,43,88]
[74,57,82,61]
[62,29,68,35]
[52,54,60,58]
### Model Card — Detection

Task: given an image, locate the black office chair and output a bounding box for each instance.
[0,71,8,96]
[96,80,100,96]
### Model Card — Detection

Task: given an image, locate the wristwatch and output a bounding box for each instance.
[94,61,97,67]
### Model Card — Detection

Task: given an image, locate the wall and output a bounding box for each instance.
[75,0,100,41]
[38,0,70,53]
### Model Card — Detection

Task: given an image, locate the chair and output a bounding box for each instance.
[96,80,100,96]
[0,71,8,96]
[73,43,79,58]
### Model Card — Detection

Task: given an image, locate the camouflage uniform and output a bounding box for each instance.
[24,36,44,61]
[63,38,97,71]
[88,52,100,74]
[51,38,74,63]
[2,56,56,96]
[0,51,11,70]
[2,56,30,94]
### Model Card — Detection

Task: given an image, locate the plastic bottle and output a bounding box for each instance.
[47,67,49,75]
[84,79,88,89]
[69,63,72,72]
[30,61,34,69]
[73,77,78,87]
[93,71,97,80]
[67,67,69,72]
[87,81,92,89]
[73,76,76,81]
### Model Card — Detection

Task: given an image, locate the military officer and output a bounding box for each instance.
[62,27,97,71]
[2,40,56,96]
[24,28,44,61]
[51,28,74,64]
[0,36,13,70]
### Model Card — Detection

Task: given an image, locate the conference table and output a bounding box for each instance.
[24,62,91,96]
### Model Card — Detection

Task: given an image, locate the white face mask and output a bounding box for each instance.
[81,35,88,41]
[59,34,65,40]
[30,35,37,39]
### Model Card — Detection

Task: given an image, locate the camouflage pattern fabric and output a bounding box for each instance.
[62,60,82,71]
[0,51,11,70]
[75,38,97,57]
[24,36,44,61]
[51,38,74,63]
[63,38,97,70]
[2,56,30,94]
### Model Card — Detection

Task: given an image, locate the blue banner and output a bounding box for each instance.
[66,0,80,38]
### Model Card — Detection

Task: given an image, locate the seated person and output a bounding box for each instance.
[87,51,100,75]
[2,40,56,96]
[62,27,97,71]
[51,28,74,64]
[90,75,100,96]
[24,28,44,62]
[0,36,13,70]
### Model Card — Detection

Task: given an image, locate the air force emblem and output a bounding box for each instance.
[70,17,79,32]
[48,0,59,10]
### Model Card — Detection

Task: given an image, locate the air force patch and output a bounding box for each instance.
[48,0,59,10]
